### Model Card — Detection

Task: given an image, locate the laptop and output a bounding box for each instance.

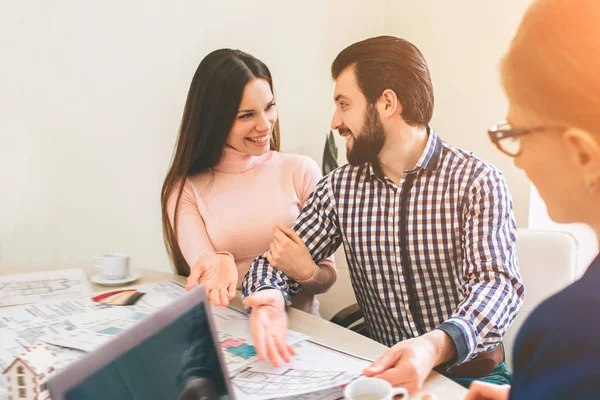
[47,285,235,400]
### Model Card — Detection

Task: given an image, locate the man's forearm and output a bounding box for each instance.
[422,329,457,366]
[242,256,292,302]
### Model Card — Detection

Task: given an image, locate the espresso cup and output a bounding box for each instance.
[94,253,130,280]
[344,377,409,400]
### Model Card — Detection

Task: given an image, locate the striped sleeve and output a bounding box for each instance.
[438,168,525,365]
[241,175,342,303]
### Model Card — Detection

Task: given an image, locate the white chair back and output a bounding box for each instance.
[504,228,578,369]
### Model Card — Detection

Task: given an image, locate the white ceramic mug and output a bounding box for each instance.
[344,377,409,400]
[94,253,130,280]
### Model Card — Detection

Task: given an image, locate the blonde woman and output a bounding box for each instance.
[467,0,600,399]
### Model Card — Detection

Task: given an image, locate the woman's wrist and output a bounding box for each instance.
[215,251,234,259]
[295,261,318,283]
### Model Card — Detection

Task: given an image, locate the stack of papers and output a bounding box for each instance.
[0,269,369,400]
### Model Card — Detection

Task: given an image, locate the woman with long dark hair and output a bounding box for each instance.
[161,49,336,314]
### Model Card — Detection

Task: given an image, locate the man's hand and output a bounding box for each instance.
[186,253,237,306]
[363,330,455,393]
[266,225,316,282]
[465,381,510,400]
[243,289,296,368]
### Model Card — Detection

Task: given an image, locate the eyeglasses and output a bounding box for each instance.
[487,120,566,157]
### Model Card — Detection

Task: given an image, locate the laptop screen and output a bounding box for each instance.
[52,288,232,400]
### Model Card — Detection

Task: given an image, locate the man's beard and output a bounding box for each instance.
[347,104,385,166]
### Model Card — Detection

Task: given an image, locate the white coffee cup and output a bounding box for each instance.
[94,253,130,280]
[344,377,409,400]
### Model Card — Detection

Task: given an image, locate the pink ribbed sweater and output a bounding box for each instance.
[167,146,336,315]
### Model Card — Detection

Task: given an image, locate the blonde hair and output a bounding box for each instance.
[501,0,600,133]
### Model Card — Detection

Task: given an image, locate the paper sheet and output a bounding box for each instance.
[230,340,368,399]
[0,269,92,307]
[212,306,309,353]
[211,306,309,376]
[274,387,345,400]
[0,277,362,400]
[0,280,185,399]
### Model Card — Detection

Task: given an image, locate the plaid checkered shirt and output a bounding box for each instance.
[242,128,524,365]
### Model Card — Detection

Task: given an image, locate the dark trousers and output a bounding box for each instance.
[449,361,512,389]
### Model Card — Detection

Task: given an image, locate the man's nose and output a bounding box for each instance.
[331,111,343,130]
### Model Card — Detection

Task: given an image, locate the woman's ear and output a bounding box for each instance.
[377,89,401,119]
[563,128,600,191]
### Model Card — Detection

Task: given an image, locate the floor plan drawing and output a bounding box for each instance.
[0,279,184,399]
[86,312,148,336]
[226,340,368,399]
[1,278,365,400]
[232,366,354,398]
[0,269,92,307]
[274,387,345,400]
[220,333,257,364]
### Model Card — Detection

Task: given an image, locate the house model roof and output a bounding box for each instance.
[3,344,58,376]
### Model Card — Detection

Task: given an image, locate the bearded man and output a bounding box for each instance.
[242,36,524,392]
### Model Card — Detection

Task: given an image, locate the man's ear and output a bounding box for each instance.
[563,127,600,190]
[377,89,401,119]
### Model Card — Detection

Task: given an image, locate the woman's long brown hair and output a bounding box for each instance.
[161,49,280,276]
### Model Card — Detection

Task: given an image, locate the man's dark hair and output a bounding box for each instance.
[332,36,434,127]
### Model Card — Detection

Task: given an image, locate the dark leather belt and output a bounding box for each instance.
[444,344,505,378]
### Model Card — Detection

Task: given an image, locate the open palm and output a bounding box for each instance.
[244,290,295,367]
[187,253,238,306]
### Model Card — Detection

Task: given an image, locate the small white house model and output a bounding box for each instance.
[3,344,57,400]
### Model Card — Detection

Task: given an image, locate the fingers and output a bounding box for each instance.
[465,381,510,400]
[250,311,267,361]
[277,225,304,245]
[208,287,221,307]
[373,368,420,393]
[227,283,236,299]
[287,343,297,356]
[272,227,286,245]
[420,394,438,400]
[268,242,279,266]
[464,387,478,400]
[273,335,293,364]
[186,266,201,291]
[265,334,281,368]
[219,286,229,306]
[363,348,399,376]
[243,293,259,308]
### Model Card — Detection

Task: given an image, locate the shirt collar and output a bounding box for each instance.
[367,127,442,181]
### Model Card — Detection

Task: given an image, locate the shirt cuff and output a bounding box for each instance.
[437,319,476,367]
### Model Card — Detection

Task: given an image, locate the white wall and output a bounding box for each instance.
[380,1,600,277]
[384,0,532,226]
[5,0,588,282]
[0,0,385,271]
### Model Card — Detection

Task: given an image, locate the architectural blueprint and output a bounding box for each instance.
[0,280,183,399]
[0,276,366,400]
[275,387,345,400]
[0,269,93,307]
[229,340,368,399]
[210,306,309,377]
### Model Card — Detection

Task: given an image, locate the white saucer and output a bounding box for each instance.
[91,271,141,287]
